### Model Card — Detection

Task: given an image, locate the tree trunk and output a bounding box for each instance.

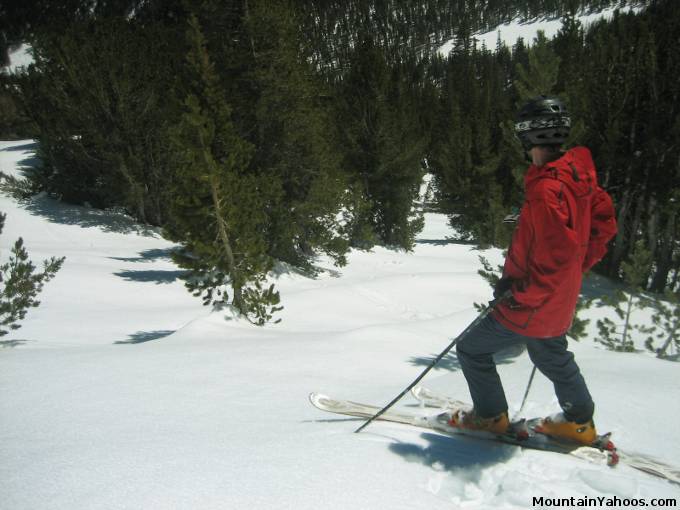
[621,293,634,351]
[209,175,244,310]
[118,158,147,224]
[243,0,257,59]
[650,210,676,292]
[656,317,679,359]
[647,196,659,263]
[629,191,646,279]
[670,265,679,292]
[608,182,631,278]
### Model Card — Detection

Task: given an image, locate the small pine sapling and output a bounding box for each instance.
[596,294,642,352]
[596,240,652,352]
[0,213,64,336]
[474,255,504,311]
[567,297,593,342]
[645,290,680,360]
[477,255,504,288]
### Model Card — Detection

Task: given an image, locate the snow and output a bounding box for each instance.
[438,4,647,55]
[1,139,678,509]
[2,44,34,75]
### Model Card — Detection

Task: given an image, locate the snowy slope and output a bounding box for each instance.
[1,140,678,509]
[439,4,646,54]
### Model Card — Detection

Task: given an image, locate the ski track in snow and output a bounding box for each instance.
[1,133,678,510]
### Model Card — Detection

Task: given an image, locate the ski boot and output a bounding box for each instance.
[448,409,510,435]
[534,413,597,445]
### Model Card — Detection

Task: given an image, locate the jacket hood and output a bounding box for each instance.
[526,146,597,197]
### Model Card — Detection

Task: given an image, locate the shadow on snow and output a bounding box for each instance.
[22,195,159,236]
[580,272,627,302]
[0,339,31,348]
[415,238,477,246]
[2,144,158,236]
[115,330,175,344]
[109,248,175,263]
[1,142,38,152]
[114,269,187,285]
[389,431,516,479]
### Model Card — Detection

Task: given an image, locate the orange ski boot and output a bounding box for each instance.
[535,414,597,445]
[448,409,510,435]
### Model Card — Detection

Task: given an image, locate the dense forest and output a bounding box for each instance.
[0,0,677,323]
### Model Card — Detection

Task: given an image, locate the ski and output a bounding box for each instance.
[310,392,615,466]
[411,385,467,410]
[310,391,680,485]
[411,385,680,486]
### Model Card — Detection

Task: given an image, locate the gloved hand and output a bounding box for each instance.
[505,295,524,310]
[493,277,514,299]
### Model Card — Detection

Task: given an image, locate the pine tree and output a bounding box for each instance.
[553,11,588,146]
[476,255,503,289]
[165,14,281,325]
[19,17,181,225]
[645,290,680,360]
[0,213,64,337]
[596,240,652,351]
[572,4,680,287]
[429,66,473,223]
[241,0,350,270]
[514,31,560,100]
[431,44,519,248]
[335,37,427,250]
[568,298,593,342]
[0,73,31,139]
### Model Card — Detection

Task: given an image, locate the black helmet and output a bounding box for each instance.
[515,95,571,151]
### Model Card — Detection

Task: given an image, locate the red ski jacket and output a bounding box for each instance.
[493,147,617,338]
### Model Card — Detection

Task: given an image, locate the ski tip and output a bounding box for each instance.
[309,392,332,407]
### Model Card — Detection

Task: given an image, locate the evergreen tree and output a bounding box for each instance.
[645,290,680,360]
[431,44,519,248]
[241,0,350,270]
[0,213,64,336]
[572,3,680,287]
[336,37,427,250]
[514,31,561,100]
[553,13,588,147]
[0,73,32,139]
[568,298,594,341]
[165,14,281,325]
[10,0,678,315]
[19,18,181,225]
[596,240,652,352]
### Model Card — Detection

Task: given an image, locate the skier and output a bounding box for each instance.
[450,95,617,444]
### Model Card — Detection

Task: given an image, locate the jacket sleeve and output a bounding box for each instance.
[512,182,579,309]
[582,187,617,272]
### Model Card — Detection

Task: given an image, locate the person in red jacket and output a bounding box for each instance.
[450,96,617,444]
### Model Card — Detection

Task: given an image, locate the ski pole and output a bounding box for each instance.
[355,297,502,433]
[513,365,537,421]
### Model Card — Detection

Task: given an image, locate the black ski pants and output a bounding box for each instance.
[455,314,594,423]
